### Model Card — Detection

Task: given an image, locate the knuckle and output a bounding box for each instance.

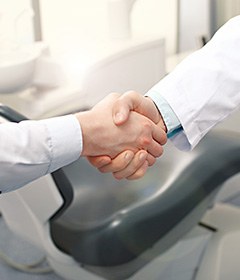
[98,167,108,173]
[156,146,164,157]
[143,121,152,130]
[161,134,168,145]
[123,90,142,106]
[125,90,138,98]
[110,92,121,99]
[147,156,156,166]
[139,136,151,147]
[113,173,124,180]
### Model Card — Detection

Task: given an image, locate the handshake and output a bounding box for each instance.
[75,91,167,180]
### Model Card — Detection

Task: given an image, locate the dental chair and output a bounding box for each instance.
[1,105,240,280]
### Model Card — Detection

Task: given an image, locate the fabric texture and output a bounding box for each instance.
[0,115,82,192]
[147,16,240,151]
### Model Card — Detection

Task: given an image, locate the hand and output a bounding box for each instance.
[88,91,167,179]
[88,150,150,180]
[113,91,166,130]
[75,92,166,158]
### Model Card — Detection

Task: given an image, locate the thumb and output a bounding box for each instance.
[112,98,132,125]
[113,91,143,125]
[113,91,161,126]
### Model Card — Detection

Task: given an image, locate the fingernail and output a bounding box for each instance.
[114,112,124,124]
[124,152,133,161]
[139,152,147,161]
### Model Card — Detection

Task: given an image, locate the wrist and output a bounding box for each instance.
[145,97,167,132]
[75,111,95,157]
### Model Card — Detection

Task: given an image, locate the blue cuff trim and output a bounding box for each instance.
[145,91,181,133]
[167,126,183,138]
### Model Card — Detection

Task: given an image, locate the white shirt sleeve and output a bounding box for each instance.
[147,16,240,151]
[0,115,82,193]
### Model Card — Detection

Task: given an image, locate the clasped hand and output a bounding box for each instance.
[76,91,167,180]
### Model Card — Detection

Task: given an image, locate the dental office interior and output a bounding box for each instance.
[1,0,240,279]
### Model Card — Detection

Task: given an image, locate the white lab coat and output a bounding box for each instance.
[148,16,240,151]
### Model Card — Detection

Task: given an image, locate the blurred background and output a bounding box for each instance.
[1,1,240,280]
[1,0,239,119]
[1,0,240,54]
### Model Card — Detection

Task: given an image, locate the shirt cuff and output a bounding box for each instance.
[145,91,182,137]
[145,90,191,151]
[39,114,83,173]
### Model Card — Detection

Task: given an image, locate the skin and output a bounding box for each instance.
[75,93,166,162]
[87,91,167,180]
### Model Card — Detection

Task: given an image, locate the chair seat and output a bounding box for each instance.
[49,131,240,271]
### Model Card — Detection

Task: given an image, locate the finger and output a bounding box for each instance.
[145,125,166,157]
[127,161,149,180]
[87,155,112,168]
[99,151,135,173]
[146,153,156,166]
[146,139,164,158]
[113,151,148,180]
[152,124,168,146]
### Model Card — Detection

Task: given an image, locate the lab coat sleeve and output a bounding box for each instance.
[0,115,82,193]
[147,16,240,151]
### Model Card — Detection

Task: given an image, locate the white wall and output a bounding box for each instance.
[132,0,178,54]
[178,0,211,52]
[1,0,240,55]
[39,0,178,55]
[40,0,108,53]
[215,0,240,28]
[0,0,34,44]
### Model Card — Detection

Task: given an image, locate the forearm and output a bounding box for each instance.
[0,115,82,192]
